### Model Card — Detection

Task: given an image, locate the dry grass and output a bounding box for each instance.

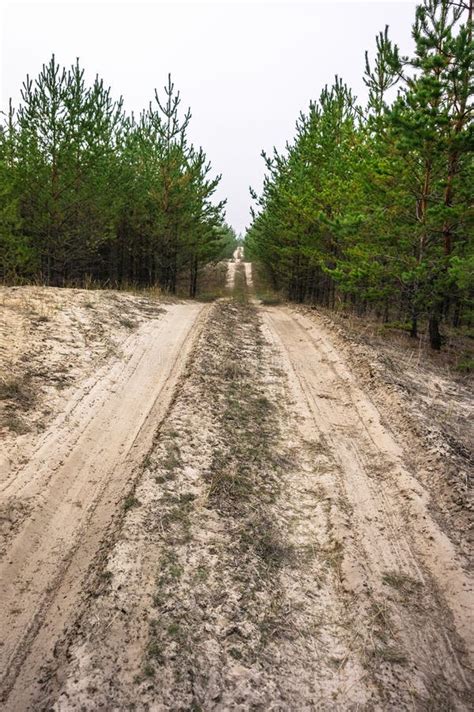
[382,570,423,597]
[138,296,296,689]
[321,305,473,375]
[0,376,36,408]
[0,375,37,433]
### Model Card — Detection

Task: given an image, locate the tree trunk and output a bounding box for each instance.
[429,313,442,350]
[189,256,198,298]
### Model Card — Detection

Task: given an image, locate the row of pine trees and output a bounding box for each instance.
[246,0,473,349]
[0,60,236,295]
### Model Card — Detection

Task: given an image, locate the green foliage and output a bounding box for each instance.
[246,0,473,349]
[0,60,227,293]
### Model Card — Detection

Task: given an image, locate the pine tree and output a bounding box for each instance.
[1,58,227,291]
[246,0,472,350]
[0,101,32,280]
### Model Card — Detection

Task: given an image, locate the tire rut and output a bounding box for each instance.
[261,305,473,709]
[48,294,376,710]
[0,302,207,711]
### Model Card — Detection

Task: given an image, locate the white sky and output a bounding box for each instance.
[1,0,417,234]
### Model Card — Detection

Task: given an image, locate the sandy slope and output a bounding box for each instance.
[0,296,206,709]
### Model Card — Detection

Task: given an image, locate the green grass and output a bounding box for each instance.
[259,294,282,306]
[456,354,474,373]
[195,291,223,302]
[123,494,141,511]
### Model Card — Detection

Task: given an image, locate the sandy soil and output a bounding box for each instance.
[0,266,472,710]
[0,287,207,709]
[297,306,473,565]
[1,286,166,467]
[244,262,253,288]
[225,247,244,291]
[262,306,472,706]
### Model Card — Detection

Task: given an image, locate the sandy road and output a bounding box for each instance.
[0,302,206,709]
[225,246,245,290]
[1,263,472,709]
[261,305,473,705]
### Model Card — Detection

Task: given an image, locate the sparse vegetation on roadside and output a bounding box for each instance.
[0,375,36,408]
[0,374,37,433]
[118,317,137,330]
[2,413,30,434]
[0,285,170,441]
[259,294,282,306]
[195,291,221,302]
[382,570,423,597]
[231,263,248,303]
[123,495,141,511]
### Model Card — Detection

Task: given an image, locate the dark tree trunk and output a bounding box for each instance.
[189,256,198,298]
[429,313,442,350]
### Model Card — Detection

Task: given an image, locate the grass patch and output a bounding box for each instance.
[381,321,412,333]
[147,640,165,664]
[196,291,223,303]
[195,565,209,582]
[143,663,155,677]
[243,524,294,570]
[162,443,181,471]
[3,412,30,434]
[167,623,181,637]
[382,570,422,596]
[259,294,282,306]
[118,317,137,330]
[229,647,243,660]
[157,551,184,584]
[123,494,141,511]
[145,298,289,675]
[371,644,408,665]
[0,376,36,409]
[456,354,474,373]
[222,359,245,380]
[232,265,248,303]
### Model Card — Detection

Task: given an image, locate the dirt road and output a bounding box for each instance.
[0,301,207,709]
[225,246,244,291]
[1,261,472,710]
[261,306,472,706]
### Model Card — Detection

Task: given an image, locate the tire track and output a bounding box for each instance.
[0,302,208,710]
[261,305,472,709]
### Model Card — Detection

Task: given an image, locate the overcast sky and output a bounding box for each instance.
[1,0,417,234]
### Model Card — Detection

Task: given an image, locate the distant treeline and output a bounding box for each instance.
[246,0,473,349]
[0,60,236,294]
